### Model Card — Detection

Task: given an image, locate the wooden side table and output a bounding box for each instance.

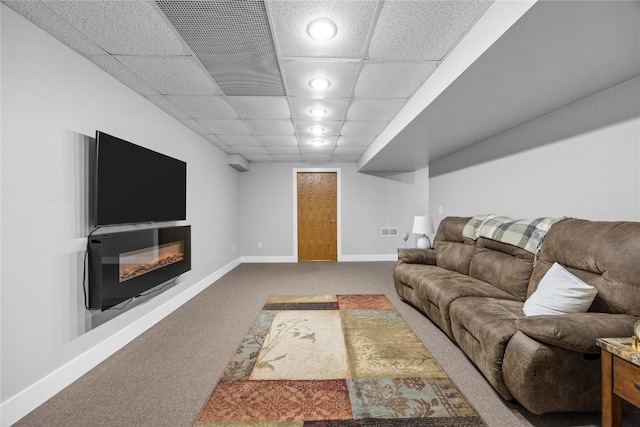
[597,338,640,427]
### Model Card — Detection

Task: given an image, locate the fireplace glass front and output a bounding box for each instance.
[89,225,191,310]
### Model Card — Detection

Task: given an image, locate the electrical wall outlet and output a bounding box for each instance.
[258,242,263,249]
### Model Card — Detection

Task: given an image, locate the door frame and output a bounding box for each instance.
[292,168,342,262]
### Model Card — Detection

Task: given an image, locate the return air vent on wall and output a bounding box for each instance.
[155,0,285,96]
[381,227,398,237]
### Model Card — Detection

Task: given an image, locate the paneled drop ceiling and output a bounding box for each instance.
[4,0,493,165]
[5,1,638,173]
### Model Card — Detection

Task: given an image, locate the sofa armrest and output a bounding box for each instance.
[397,248,436,265]
[516,313,639,354]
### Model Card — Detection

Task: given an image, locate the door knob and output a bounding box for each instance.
[329,219,336,224]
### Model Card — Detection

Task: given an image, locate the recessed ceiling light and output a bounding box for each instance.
[306,18,338,41]
[311,139,325,146]
[309,107,327,117]
[309,77,331,91]
[310,126,325,135]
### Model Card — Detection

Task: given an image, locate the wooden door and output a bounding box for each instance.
[297,172,337,261]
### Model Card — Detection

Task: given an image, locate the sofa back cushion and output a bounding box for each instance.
[469,237,535,301]
[529,218,640,316]
[434,216,476,275]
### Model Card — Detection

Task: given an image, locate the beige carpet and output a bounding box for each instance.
[13,262,640,426]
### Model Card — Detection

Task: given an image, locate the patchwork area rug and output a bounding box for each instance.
[194,295,486,426]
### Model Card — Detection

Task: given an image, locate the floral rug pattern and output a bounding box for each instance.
[194,295,486,427]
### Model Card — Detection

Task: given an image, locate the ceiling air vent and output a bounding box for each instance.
[156,0,285,96]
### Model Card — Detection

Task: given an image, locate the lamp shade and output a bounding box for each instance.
[412,215,435,235]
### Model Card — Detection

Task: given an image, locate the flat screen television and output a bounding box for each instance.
[92,131,187,226]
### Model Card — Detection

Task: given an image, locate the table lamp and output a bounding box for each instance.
[413,215,435,249]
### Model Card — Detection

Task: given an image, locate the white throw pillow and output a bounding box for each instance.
[523,262,598,316]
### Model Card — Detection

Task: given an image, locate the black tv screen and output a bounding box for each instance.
[93,131,187,226]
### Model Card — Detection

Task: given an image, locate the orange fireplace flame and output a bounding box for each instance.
[119,241,185,283]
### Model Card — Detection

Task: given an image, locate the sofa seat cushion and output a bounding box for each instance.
[401,265,519,339]
[450,297,525,400]
[393,263,439,290]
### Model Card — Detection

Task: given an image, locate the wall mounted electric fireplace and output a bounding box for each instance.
[88,226,191,310]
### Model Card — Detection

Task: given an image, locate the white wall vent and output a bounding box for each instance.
[381,227,398,237]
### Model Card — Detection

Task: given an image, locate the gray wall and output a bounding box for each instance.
[429,78,640,226]
[240,163,415,260]
[1,5,240,407]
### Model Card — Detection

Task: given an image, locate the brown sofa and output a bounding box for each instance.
[394,216,640,414]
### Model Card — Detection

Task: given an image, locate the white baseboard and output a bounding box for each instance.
[339,254,398,262]
[241,254,398,263]
[241,255,297,263]
[0,257,241,427]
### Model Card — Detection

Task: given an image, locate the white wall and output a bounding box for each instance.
[413,167,429,214]
[1,5,241,422]
[240,163,415,260]
[429,78,640,226]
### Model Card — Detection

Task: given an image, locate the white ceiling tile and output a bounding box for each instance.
[232,146,269,155]
[302,154,333,163]
[300,146,334,156]
[294,120,342,137]
[298,136,337,150]
[347,99,407,121]
[218,146,237,154]
[203,134,223,145]
[45,1,189,55]
[116,56,221,95]
[331,154,362,162]
[336,136,376,147]
[5,1,106,54]
[264,146,301,155]
[289,98,348,121]
[282,60,360,98]
[87,55,158,95]
[256,136,299,146]
[368,1,493,61]
[246,120,295,135]
[145,95,190,119]
[334,146,367,155]
[198,119,251,135]
[355,62,438,98]
[268,0,378,58]
[341,121,388,136]
[210,141,235,154]
[217,135,260,146]
[180,119,210,135]
[272,154,303,162]
[243,154,274,162]
[227,97,291,119]
[166,96,238,119]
